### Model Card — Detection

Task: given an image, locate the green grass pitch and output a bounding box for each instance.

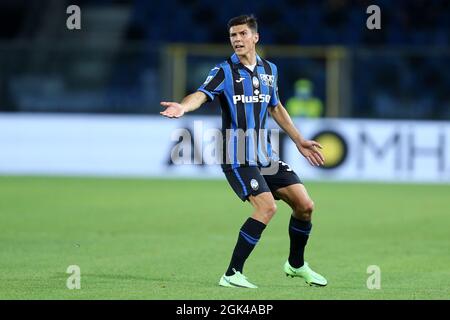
[0,176,449,299]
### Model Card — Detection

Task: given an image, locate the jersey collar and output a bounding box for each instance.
[230,53,263,68]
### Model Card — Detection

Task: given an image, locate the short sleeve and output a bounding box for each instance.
[197,65,225,102]
[269,64,279,107]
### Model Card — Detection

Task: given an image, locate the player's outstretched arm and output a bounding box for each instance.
[160,91,208,118]
[269,102,325,167]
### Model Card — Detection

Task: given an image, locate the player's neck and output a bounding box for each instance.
[237,51,257,66]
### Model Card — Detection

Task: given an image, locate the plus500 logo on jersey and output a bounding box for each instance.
[232,94,270,104]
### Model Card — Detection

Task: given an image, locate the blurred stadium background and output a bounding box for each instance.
[0,0,449,300]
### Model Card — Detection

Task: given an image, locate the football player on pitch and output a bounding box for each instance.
[161,14,327,288]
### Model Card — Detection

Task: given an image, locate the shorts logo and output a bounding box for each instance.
[250,179,259,190]
[259,74,274,87]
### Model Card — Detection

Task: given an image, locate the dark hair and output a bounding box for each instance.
[227,14,258,33]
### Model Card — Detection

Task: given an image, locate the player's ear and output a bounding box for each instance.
[254,32,259,44]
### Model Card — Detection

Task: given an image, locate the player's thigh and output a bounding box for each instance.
[263,160,302,200]
[274,183,314,214]
[263,160,313,213]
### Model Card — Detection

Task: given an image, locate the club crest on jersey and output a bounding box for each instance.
[252,76,259,88]
[259,74,274,87]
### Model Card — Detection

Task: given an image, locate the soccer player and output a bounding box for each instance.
[160,14,327,288]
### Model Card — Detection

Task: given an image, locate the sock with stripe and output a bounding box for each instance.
[225,217,266,276]
[288,215,312,268]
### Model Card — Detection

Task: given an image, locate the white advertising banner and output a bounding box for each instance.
[0,113,449,183]
[284,119,450,183]
[0,113,224,178]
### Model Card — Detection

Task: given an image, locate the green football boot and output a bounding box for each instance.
[284,261,327,287]
[219,269,258,289]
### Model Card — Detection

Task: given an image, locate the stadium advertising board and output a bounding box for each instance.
[0,114,448,183]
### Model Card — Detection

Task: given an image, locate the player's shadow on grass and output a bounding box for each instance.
[81,273,168,282]
[51,272,165,282]
[53,272,217,286]
[77,273,213,286]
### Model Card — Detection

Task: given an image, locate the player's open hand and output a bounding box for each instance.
[296,140,325,167]
[160,101,185,118]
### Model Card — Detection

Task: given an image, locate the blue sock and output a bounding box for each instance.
[288,215,312,268]
[225,217,266,276]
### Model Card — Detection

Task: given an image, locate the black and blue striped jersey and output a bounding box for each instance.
[197,53,280,171]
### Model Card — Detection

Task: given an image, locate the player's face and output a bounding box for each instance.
[229,24,259,56]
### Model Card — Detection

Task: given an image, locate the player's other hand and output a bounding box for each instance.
[160,101,185,118]
[296,140,325,167]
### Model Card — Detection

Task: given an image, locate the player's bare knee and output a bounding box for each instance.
[294,200,314,219]
[304,200,314,214]
[261,202,277,219]
[267,202,277,216]
[253,203,276,224]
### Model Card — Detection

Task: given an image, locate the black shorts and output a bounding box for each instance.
[223,160,302,201]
